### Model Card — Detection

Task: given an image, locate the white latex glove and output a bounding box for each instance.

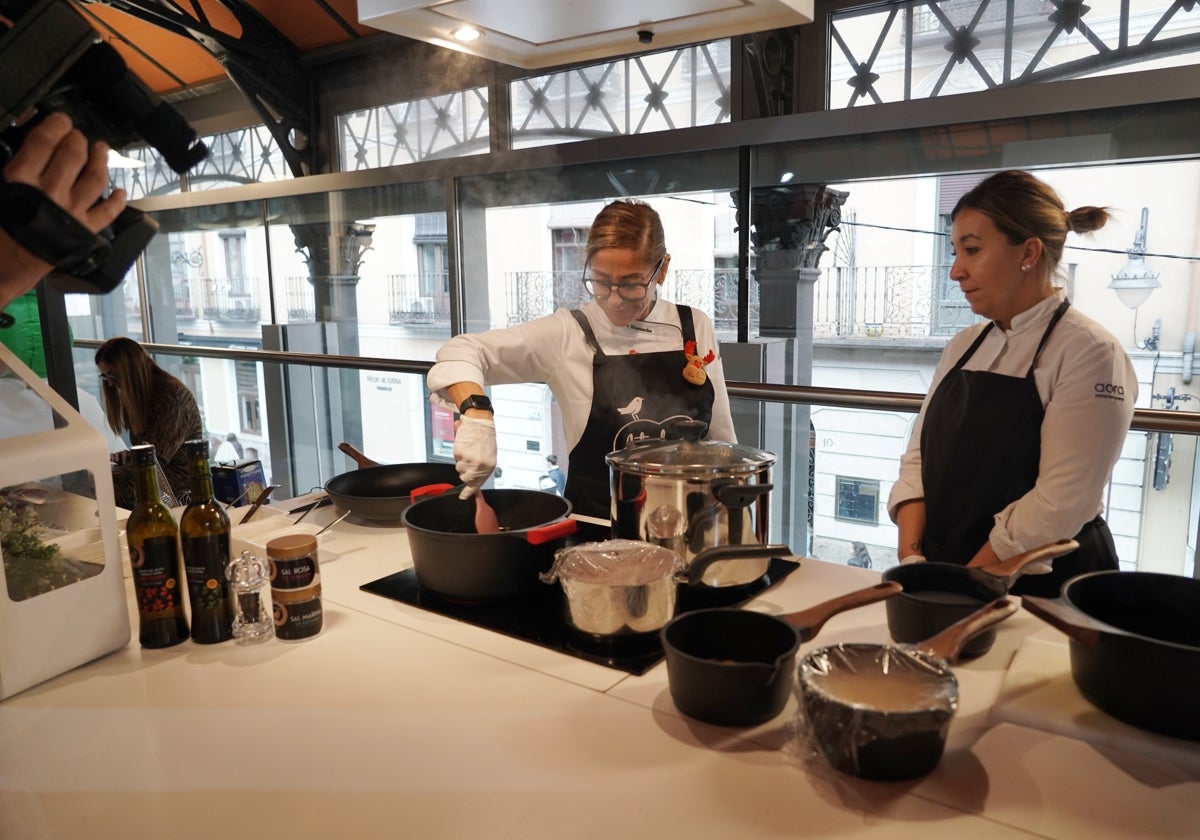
[1014,560,1054,576]
[453,415,496,499]
[900,554,926,564]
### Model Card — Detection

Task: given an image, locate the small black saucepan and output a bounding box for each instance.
[797,598,1018,781]
[1022,570,1200,742]
[882,540,1079,658]
[660,581,903,727]
[323,442,459,523]
[402,488,577,602]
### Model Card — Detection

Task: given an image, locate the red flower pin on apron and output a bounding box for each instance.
[682,340,716,385]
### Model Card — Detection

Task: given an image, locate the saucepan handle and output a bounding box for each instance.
[524,518,578,546]
[780,581,903,643]
[919,598,1019,663]
[409,482,458,501]
[1021,594,1110,647]
[712,479,773,510]
[683,543,792,585]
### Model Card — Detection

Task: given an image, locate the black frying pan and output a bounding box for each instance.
[323,442,460,523]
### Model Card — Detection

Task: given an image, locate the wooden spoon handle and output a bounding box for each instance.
[780,581,903,642]
[338,442,380,469]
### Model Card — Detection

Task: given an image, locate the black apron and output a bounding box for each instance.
[564,306,716,523]
[920,299,1118,598]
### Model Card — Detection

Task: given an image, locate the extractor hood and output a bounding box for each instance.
[357,0,814,70]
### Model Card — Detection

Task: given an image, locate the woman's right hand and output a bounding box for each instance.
[453,415,497,499]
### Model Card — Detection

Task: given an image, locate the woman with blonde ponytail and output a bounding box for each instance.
[889,170,1137,597]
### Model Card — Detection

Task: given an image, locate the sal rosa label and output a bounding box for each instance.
[269,554,319,590]
[130,535,183,613]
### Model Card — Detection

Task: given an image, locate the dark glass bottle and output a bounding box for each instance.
[126,444,189,648]
[179,439,233,644]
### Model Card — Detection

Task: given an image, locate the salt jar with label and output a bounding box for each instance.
[266,534,323,641]
[225,550,272,641]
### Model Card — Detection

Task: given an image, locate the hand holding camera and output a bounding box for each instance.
[0,112,126,309]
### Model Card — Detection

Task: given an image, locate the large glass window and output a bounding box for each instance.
[109,124,292,198]
[510,40,732,149]
[337,88,490,170]
[829,0,1200,109]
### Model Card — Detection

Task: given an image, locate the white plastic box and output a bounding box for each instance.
[0,343,130,699]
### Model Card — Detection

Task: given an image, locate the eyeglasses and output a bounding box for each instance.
[583,258,664,301]
[99,372,119,385]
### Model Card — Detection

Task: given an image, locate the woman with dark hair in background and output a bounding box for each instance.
[889,170,1137,597]
[96,336,203,508]
[428,198,736,524]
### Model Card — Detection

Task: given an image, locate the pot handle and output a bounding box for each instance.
[409,482,457,501]
[975,539,1080,583]
[712,479,773,510]
[524,518,578,546]
[683,543,792,585]
[780,581,903,642]
[338,441,380,469]
[1021,595,1111,647]
[918,598,1019,663]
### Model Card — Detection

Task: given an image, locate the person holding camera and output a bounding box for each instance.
[0,112,126,310]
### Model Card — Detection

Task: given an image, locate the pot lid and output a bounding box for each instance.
[606,420,775,476]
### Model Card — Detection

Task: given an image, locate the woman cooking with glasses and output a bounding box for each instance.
[427,199,736,526]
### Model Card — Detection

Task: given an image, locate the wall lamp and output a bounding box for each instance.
[1108,207,1160,309]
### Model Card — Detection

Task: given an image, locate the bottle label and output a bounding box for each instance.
[183,533,231,610]
[269,553,319,590]
[130,535,183,614]
[272,583,323,640]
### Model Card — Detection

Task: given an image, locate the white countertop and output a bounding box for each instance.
[2,504,1198,839]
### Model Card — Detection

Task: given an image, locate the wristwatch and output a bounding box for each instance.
[458,394,494,415]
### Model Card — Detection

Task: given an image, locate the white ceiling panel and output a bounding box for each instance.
[358,0,814,69]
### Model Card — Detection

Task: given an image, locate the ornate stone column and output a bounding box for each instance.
[746,183,848,554]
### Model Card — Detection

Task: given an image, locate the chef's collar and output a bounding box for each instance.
[998,288,1067,334]
[629,296,661,330]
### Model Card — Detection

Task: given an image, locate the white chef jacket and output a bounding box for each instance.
[427,298,737,449]
[888,290,1137,560]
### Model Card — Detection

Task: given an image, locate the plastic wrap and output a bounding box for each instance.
[541,539,684,635]
[789,642,959,781]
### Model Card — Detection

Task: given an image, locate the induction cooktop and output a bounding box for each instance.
[360,557,800,676]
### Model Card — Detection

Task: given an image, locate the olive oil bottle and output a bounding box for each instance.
[126,444,189,648]
[180,439,233,644]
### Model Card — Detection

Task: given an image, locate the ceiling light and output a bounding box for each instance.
[779,171,795,184]
[452,26,481,43]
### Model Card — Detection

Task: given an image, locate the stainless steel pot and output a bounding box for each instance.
[606,420,779,587]
[541,540,685,637]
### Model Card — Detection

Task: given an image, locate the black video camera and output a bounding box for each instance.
[0,0,208,294]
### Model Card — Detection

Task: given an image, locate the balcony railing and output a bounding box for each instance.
[174,282,197,321]
[388,273,450,325]
[504,265,974,339]
[199,277,261,323]
[814,264,976,339]
[284,276,316,323]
